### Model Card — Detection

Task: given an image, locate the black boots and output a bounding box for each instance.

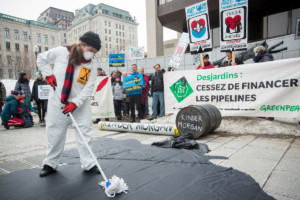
[39,165,56,177]
[84,165,100,174]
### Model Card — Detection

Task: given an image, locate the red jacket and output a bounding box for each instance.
[196,62,215,70]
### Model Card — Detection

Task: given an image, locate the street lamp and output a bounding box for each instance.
[33,45,39,71]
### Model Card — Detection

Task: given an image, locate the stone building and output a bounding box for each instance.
[66,3,138,60]
[0,13,62,79]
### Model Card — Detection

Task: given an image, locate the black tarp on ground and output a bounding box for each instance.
[0,138,274,200]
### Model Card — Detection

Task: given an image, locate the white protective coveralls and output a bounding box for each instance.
[37,46,97,170]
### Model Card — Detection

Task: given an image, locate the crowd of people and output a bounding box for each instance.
[0,45,274,129]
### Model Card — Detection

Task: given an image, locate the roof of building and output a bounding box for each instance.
[0,13,58,30]
[77,3,134,22]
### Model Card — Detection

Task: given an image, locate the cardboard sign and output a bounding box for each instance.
[77,66,91,85]
[123,74,144,92]
[185,0,212,52]
[109,54,125,67]
[129,47,144,60]
[38,85,51,100]
[220,0,248,51]
[169,33,189,69]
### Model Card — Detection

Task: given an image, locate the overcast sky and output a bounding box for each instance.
[0,0,177,50]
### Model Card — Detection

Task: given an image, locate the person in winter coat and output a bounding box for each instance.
[37,31,102,177]
[14,72,32,100]
[112,74,125,120]
[0,80,6,115]
[253,46,274,63]
[219,51,244,67]
[18,96,33,128]
[31,72,48,123]
[122,72,130,117]
[196,54,215,70]
[138,67,149,117]
[19,91,34,125]
[1,90,24,129]
[149,64,165,120]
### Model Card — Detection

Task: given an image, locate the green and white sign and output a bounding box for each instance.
[38,85,51,100]
[170,77,194,103]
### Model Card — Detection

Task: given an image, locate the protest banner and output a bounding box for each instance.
[129,47,144,60]
[38,85,51,100]
[169,32,189,69]
[109,54,125,67]
[185,0,212,52]
[123,73,144,92]
[91,76,115,119]
[164,58,300,118]
[220,0,248,52]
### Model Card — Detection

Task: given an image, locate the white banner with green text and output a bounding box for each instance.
[164,58,300,118]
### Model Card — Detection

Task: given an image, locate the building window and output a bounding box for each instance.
[109,29,111,34]
[123,33,125,37]
[24,45,28,52]
[116,38,118,43]
[51,36,55,45]
[116,24,118,28]
[109,44,111,49]
[4,28,9,38]
[105,21,107,26]
[117,45,119,51]
[116,31,118,36]
[15,43,19,51]
[119,25,121,29]
[105,29,107,34]
[119,32,121,37]
[122,25,124,30]
[109,37,111,42]
[106,44,108,48]
[106,51,108,56]
[8,69,13,79]
[23,32,28,40]
[108,22,111,27]
[64,33,66,37]
[44,35,48,44]
[7,55,12,65]
[105,36,107,41]
[16,56,21,66]
[6,42,10,51]
[37,34,41,43]
[45,47,48,51]
[14,30,19,39]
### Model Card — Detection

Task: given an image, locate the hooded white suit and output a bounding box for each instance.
[37,46,97,170]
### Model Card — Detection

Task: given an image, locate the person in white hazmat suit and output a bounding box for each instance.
[37,31,101,177]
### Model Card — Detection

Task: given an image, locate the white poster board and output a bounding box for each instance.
[164,58,300,118]
[91,76,115,119]
[168,33,189,69]
[38,85,51,100]
[220,0,248,51]
[185,0,212,52]
[129,47,145,60]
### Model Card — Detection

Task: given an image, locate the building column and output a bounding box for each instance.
[146,0,164,58]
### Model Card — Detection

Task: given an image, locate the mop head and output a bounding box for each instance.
[99,175,129,197]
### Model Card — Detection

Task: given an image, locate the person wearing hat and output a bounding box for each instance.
[196,54,215,70]
[37,31,102,177]
[14,72,32,100]
[219,50,244,67]
[112,74,124,120]
[1,90,24,129]
[97,68,106,76]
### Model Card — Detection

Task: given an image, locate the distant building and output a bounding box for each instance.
[66,3,139,60]
[0,13,63,79]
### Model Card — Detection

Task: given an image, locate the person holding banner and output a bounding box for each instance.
[31,72,48,123]
[37,31,102,177]
[253,46,274,63]
[219,51,244,67]
[196,54,215,70]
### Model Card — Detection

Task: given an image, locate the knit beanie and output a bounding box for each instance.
[115,74,121,79]
[79,31,101,51]
[11,90,19,96]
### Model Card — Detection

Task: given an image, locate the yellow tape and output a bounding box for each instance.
[173,126,180,136]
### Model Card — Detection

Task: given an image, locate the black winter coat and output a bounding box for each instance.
[151,71,164,93]
[219,58,244,67]
[31,79,48,102]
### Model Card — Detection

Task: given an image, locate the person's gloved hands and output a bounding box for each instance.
[17,108,23,114]
[63,102,77,114]
[46,75,57,90]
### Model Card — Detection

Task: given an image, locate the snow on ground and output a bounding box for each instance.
[141,112,300,137]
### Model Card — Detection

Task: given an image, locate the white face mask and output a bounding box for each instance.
[83,51,94,60]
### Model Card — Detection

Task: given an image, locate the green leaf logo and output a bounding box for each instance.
[169,77,194,103]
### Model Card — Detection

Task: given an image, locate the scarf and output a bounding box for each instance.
[61,46,90,104]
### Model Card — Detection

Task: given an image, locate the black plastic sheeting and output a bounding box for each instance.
[0,138,274,200]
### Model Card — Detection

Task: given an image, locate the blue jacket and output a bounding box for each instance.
[1,95,19,122]
[128,72,145,96]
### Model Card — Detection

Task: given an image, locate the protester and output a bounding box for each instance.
[253,46,274,63]
[149,64,165,120]
[122,72,130,117]
[18,96,33,128]
[110,71,116,83]
[219,51,244,67]
[37,31,101,177]
[112,74,124,120]
[0,80,6,116]
[196,54,215,70]
[138,67,149,117]
[128,64,145,122]
[1,90,24,129]
[31,72,48,123]
[19,90,34,125]
[14,72,32,100]
[97,68,106,76]
[102,70,107,76]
